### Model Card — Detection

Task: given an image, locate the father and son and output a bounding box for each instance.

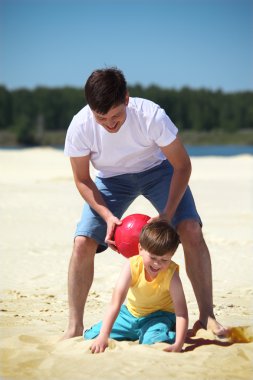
[62,67,227,352]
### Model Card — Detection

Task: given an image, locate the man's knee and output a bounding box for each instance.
[177,219,204,247]
[73,236,98,257]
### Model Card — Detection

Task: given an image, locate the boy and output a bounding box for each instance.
[84,220,188,353]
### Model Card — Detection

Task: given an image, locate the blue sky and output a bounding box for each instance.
[1,0,252,92]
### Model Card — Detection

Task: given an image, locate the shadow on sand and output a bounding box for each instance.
[183,325,253,353]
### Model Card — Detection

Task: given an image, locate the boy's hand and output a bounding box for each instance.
[90,336,109,354]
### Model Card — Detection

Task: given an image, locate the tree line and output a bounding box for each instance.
[0,84,252,145]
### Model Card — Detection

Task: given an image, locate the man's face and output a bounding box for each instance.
[92,95,129,133]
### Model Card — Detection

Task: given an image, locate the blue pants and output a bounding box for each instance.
[84,305,176,345]
[75,160,202,252]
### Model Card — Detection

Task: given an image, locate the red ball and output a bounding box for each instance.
[114,213,151,258]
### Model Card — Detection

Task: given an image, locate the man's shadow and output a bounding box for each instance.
[183,325,252,353]
[183,336,232,352]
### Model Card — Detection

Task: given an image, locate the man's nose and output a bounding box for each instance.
[107,118,115,127]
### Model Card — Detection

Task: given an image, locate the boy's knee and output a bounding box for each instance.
[140,318,176,345]
[83,322,102,340]
[141,327,176,345]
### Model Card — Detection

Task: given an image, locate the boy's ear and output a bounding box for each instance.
[125,92,129,105]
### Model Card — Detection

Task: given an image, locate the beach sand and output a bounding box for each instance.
[0,147,253,380]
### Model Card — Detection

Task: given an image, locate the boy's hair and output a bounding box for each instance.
[139,220,180,256]
[84,67,127,114]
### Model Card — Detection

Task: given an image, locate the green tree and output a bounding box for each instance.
[0,86,12,129]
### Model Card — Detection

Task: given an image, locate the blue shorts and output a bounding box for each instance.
[84,305,176,345]
[75,160,202,252]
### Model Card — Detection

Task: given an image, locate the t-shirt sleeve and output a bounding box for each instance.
[64,116,91,157]
[148,107,178,147]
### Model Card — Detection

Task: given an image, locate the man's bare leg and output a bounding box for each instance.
[177,220,227,337]
[62,236,97,339]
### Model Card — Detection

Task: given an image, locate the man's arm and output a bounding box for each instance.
[164,270,188,352]
[70,155,121,244]
[160,136,192,221]
[90,261,132,353]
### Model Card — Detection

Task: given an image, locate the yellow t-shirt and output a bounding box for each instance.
[126,255,178,318]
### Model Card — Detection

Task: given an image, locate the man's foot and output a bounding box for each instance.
[192,318,228,338]
[60,326,84,341]
[206,317,228,337]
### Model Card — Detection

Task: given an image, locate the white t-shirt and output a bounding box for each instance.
[64,97,178,178]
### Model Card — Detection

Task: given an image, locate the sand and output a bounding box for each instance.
[0,147,253,380]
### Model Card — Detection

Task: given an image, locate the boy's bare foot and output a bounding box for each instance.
[192,318,228,337]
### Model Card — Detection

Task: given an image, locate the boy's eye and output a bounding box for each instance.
[150,256,169,263]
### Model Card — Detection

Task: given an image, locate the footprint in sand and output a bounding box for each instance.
[19,335,42,344]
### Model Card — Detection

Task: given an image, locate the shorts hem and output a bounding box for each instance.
[173,215,202,229]
[74,231,107,253]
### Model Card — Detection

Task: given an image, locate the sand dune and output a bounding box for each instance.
[0,148,252,380]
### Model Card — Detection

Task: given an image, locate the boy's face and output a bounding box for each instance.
[92,94,129,133]
[139,245,173,280]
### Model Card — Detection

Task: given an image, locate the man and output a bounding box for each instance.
[63,67,226,339]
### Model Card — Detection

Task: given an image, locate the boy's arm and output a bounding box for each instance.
[90,261,132,353]
[164,269,188,353]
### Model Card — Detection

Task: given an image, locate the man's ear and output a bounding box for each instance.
[125,92,129,105]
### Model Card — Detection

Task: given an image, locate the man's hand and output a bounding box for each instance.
[105,215,122,251]
[148,213,171,224]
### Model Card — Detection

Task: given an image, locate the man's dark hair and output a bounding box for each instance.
[139,220,180,256]
[84,67,127,114]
